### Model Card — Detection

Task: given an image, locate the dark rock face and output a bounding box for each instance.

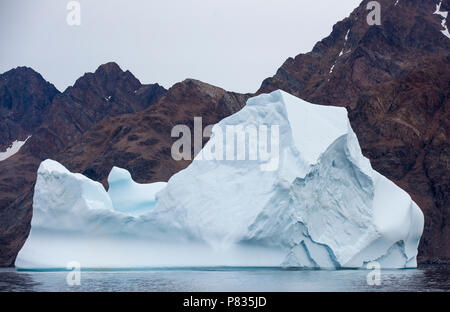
[0,67,60,151]
[0,62,167,266]
[21,62,167,159]
[259,0,450,263]
[260,0,450,102]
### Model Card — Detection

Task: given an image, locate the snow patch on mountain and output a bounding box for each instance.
[434,1,450,39]
[0,136,31,161]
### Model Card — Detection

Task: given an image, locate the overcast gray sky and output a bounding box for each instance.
[0,0,361,93]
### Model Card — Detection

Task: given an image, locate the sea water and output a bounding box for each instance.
[0,266,448,292]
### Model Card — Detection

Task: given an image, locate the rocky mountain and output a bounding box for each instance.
[259,0,450,263]
[0,62,167,266]
[21,62,167,159]
[0,67,60,151]
[260,0,450,102]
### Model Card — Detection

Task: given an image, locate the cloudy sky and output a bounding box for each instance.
[0,0,360,93]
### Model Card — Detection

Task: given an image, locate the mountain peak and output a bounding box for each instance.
[3,66,38,76]
[1,66,55,88]
[178,78,226,96]
[70,61,140,94]
[0,66,60,151]
[94,62,124,76]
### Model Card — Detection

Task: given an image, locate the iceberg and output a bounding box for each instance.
[108,166,167,216]
[16,90,424,269]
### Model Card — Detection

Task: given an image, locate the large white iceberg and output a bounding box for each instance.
[16,90,424,269]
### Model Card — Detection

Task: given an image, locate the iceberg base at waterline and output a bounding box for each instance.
[15,161,284,268]
[16,90,424,269]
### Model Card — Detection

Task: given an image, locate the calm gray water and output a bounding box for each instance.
[0,266,449,292]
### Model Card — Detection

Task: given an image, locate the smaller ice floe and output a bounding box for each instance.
[0,136,31,161]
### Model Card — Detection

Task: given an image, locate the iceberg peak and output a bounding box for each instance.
[107,166,167,216]
[108,166,133,183]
